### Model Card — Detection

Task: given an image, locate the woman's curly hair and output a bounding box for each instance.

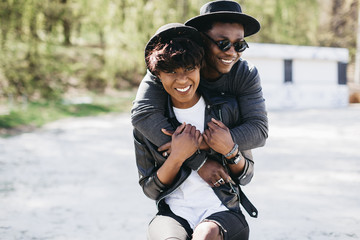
[146,37,204,77]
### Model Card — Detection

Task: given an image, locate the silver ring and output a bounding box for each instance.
[163,152,168,157]
[218,178,225,184]
[214,178,225,186]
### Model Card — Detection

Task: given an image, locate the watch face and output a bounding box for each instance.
[234,156,241,164]
[227,152,242,164]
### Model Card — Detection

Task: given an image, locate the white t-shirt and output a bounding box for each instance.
[165,96,227,229]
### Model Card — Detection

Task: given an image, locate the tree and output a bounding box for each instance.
[354,0,360,84]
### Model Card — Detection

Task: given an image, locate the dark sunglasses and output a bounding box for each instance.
[203,33,249,53]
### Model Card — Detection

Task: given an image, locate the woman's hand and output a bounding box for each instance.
[157,129,173,157]
[197,158,235,187]
[156,123,202,186]
[158,124,203,158]
[170,123,202,163]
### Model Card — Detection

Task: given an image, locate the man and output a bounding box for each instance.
[131,0,268,196]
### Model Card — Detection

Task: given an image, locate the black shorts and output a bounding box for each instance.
[205,210,249,240]
[147,206,249,240]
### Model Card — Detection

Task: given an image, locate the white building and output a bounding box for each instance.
[243,43,349,110]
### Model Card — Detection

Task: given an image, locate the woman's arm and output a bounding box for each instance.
[133,128,167,200]
[235,150,254,186]
[157,123,202,185]
[134,124,202,199]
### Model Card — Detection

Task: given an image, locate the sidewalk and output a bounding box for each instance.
[1,107,360,239]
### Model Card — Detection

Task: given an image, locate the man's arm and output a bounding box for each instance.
[228,60,268,150]
[131,71,173,147]
[203,118,254,186]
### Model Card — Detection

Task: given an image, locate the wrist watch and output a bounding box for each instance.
[225,151,243,164]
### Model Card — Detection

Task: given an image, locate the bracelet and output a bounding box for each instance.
[224,144,238,158]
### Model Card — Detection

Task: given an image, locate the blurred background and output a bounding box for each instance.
[0,0,359,133]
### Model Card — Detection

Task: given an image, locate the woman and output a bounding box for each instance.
[133,23,256,240]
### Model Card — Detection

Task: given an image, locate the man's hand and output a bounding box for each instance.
[197,159,235,187]
[203,118,235,156]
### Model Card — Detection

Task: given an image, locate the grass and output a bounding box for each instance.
[0,90,136,137]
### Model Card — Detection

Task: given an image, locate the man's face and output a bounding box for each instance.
[158,66,200,109]
[203,22,245,79]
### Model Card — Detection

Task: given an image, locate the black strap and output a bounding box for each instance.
[239,187,258,218]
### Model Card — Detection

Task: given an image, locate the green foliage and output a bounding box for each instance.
[0,91,135,133]
[0,0,358,102]
[0,101,113,130]
[241,0,319,45]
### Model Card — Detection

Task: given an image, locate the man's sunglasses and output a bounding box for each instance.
[203,33,249,53]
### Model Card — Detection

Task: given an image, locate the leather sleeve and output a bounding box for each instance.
[133,129,167,200]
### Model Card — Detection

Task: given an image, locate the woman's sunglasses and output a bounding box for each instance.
[203,33,249,53]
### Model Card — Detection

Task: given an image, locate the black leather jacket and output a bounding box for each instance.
[133,91,258,217]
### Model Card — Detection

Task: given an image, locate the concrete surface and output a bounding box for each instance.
[1,106,360,239]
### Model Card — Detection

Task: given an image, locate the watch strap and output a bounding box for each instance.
[225,151,242,164]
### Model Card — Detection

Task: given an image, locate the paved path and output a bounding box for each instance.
[1,107,360,239]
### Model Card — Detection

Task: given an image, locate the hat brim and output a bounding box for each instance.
[145,25,202,61]
[185,12,260,37]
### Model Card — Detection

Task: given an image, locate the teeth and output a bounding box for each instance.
[176,86,190,92]
[221,59,234,64]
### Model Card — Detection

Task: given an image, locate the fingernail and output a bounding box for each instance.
[228,177,234,184]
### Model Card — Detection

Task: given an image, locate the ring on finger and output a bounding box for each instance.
[163,152,168,157]
[218,178,225,184]
[213,178,225,186]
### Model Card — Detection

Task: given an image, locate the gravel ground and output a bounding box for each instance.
[1,107,360,240]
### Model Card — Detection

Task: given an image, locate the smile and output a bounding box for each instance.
[176,85,191,92]
[220,58,235,64]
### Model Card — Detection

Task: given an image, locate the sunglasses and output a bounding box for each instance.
[203,33,249,53]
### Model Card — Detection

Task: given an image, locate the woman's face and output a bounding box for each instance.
[159,66,201,109]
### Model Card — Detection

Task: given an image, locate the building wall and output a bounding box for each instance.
[243,43,349,110]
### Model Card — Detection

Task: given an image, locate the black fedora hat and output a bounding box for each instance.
[185,0,260,37]
[145,23,202,69]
